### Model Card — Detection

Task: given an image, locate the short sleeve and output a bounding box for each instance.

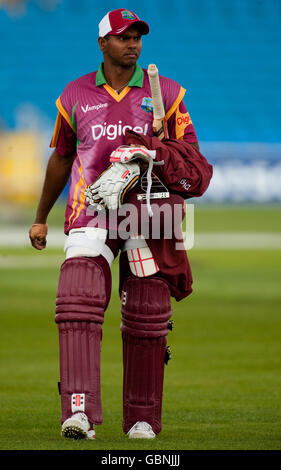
[167,99,198,143]
[50,113,77,156]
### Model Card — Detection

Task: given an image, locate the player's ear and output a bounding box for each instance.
[98,36,109,52]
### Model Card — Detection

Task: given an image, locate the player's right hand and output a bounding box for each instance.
[29,223,48,250]
[85,162,140,211]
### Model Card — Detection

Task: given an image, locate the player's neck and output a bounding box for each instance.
[102,62,135,93]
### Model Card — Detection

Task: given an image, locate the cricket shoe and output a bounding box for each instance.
[61,412,96,440]
[127,421,156,439]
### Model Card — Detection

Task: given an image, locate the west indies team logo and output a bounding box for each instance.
[141,97,153,113]
[121,10,135,20]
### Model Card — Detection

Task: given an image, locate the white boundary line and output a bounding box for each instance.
[0,228,281,250]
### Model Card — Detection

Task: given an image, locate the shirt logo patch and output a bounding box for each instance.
[141,97,153,114]
[121,10,135,20]
[81,103,108,113]
[179,178,191,191]
[175,109,192,139]
[91,121,149,141]
[177,113,192,126]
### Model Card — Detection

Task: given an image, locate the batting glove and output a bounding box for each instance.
[84,162,140,210]
[109,146,156,164]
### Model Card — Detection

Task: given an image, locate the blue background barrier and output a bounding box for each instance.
[1,0,280,201]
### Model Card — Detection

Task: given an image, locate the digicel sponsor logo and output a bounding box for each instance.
[177,115,191,126]
[91,121,149,141]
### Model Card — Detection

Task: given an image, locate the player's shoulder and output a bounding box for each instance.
[59,71,98,110]
[142,68,182,94]
[160,74,183,96]
[63,71,97,93]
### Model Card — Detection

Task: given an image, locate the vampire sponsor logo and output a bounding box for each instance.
[81,103,108,113]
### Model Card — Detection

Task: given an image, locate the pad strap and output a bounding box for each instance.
[64,228,114,266]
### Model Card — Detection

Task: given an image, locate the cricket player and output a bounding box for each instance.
[29,8,212,440]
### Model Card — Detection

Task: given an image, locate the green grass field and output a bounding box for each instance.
[1,204,281,450]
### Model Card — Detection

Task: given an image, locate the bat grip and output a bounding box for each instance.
[153,118,169,140]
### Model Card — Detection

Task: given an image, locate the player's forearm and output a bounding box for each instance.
[34,150,75,224]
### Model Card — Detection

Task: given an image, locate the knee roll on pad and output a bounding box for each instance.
[55,256,111,425]
[120,276,172,435]
[56,255,111,321]
[121,276,171,337]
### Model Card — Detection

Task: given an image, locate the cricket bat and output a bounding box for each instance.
[148,64,169,141]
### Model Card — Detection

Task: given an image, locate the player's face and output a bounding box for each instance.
[101,27,142,67]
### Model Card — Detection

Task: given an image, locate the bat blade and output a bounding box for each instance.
[148,64,169,140]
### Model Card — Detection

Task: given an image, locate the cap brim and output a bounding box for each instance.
[109,20,149,36]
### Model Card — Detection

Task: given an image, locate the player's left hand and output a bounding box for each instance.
[29,223,48,250]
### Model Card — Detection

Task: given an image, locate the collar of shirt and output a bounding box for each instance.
[96,62,144,88]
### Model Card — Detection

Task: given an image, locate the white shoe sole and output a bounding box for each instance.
[129,431,155,439]
[61,418,95,440]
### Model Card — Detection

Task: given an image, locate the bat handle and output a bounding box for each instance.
[153,118,169,140]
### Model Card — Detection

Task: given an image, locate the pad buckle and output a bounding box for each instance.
[168,320,174,331]
[165,346,172,365]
